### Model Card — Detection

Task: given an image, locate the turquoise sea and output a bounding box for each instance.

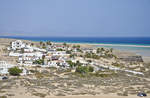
[96,44,150,57]
[1,36,150,57]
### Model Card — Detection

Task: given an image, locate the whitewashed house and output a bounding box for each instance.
[33,47,46,52]
[18,52,43,66]
[18,56,33,65]
[24,48,34,52]
[48,61,59,68]
[47,60,69,68]
[9,51,22,57]
[59,60,70,68]
[11,40,25,50]
[52,51,68,56]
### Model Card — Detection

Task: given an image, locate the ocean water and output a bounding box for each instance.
[96,44,150,57]
[2,36,150,45]
[1,36,150,56]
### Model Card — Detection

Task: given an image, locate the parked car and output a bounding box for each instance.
[2,76,8,80]
[137,92,147,97]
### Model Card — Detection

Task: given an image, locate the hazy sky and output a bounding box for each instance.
[0,0,150,37]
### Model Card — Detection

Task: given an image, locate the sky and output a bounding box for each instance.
[0,0,150,37]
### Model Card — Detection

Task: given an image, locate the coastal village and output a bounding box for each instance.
[0,38,150,98]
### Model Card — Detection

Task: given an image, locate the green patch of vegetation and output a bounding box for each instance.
[66,60,76,68]
[84,52,100,59]
[69,54,76,58]
[46,41,52,45]
[40,41,48,48]
[42,43,46,49]
[77,48,83,52]
[73,45,80,49]
[96,48,105,53]
[8,67,22,76]
[42,46,46,49]
[33,59,44,65]
[88,66,94,72]
[102,54,116,58]
[75,66,94,74]
[40,41,43,45]
[56,48,64,51]
[31,43,34,46]
[66,60,82,68]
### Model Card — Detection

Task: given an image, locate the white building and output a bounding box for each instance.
[9,51,22,57]
[11,40,25,50]
[52,51,68,56]
[19,67,29,76]
[32,47,46,52]
[18,52,44,65]
[48,61,59,68]
[24,48,34,52]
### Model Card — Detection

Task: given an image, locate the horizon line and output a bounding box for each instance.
[0,36,150,38]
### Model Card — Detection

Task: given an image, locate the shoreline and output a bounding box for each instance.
[42,41,150,48]
[1,37,150,48]
[1,38,150,58]
[66,42,150,48]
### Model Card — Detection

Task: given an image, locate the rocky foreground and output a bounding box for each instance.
[0,67,150,98]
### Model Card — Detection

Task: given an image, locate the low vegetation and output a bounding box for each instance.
[84,52,100,59]
[73,45,80,49]
[66,60,82,68]
[112,62,121,67]
[8,67,22,76]
[33,59,44,65]
[56,48,64,51]
[75,66,94,74]
[96,47,105,53]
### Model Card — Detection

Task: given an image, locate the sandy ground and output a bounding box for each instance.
[143,56,150,63]
[9,94,143,98]
[47,95,143,98]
